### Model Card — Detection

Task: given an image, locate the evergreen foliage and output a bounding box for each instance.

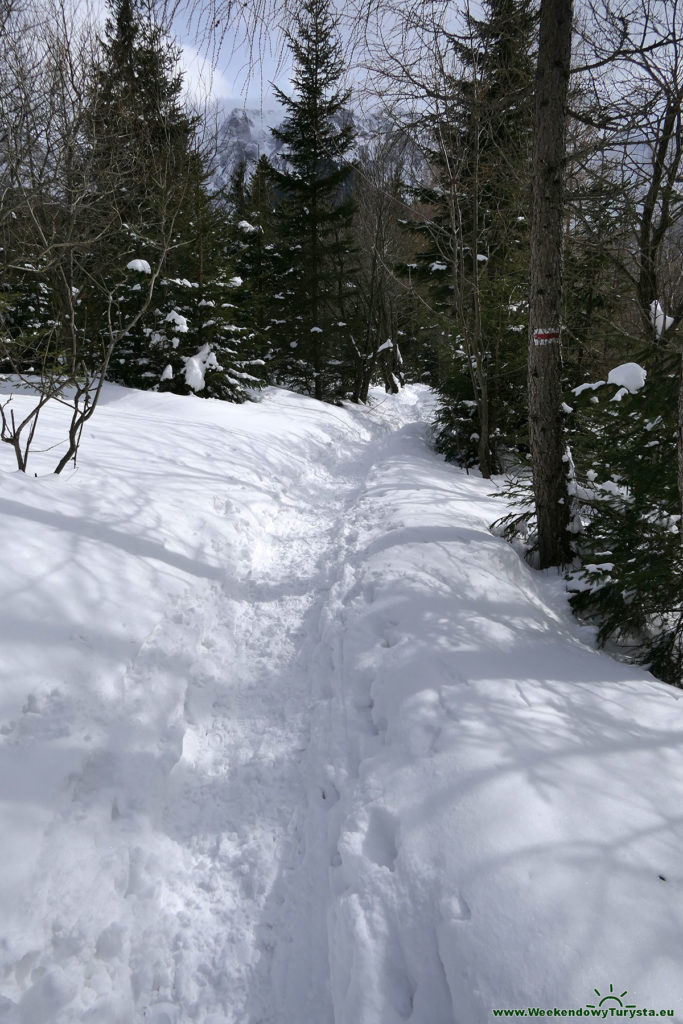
[87,0,197,389]
[341,137,413,402]
[267,0,357,401]
[408,0,537,476]
[568,357,683,685]
[0,266,54,378]
[149,213,265,403]
[88,0,261,401]
[226,155,284,382]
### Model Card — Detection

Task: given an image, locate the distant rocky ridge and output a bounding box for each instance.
[209,106,285,190]
[206,102,408,192]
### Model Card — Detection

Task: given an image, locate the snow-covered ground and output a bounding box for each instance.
[1,382,682,1024]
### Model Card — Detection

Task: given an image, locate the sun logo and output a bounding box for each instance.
[586,984,636,1010]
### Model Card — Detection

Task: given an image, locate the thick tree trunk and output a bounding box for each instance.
[527,0,573,568]
[679,354,683,537]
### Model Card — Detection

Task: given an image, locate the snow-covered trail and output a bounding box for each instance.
[2,382,683,1024]
[0,385,430,1024]
[151,406,390,1024]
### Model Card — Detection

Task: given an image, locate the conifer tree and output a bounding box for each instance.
[87,0,197,389]
[152,163,265,402]
[568,356,682,684]
[86,0,261,401]
[227,154,283,375]
[346,135,415,402]
[410,0,536,476]
[0,0,185,470]
[267,0,357,401]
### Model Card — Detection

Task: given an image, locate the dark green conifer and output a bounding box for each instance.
[226,155,284,380]
[87,0,196,389]
[267,0,357,401]
[151,163,265,402]
[413,0,537,475]
[569,354,683,685]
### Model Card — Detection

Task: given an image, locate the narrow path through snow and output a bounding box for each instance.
[0,386,425,1024]
[157,448,361,1023]
[41,388,428,1024]
[138,391,431,1024]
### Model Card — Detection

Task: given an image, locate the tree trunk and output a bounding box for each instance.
[477,390,492,480]
[527,0,573,568]
[679,353,683,537]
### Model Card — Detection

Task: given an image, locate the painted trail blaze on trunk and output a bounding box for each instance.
[532,328,560,346]
[527,0,574,568]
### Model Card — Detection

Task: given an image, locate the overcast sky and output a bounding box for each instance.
[78,0,289,109]
[176,14,292,108]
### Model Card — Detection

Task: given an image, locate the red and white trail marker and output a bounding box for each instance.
[532,327,561,346]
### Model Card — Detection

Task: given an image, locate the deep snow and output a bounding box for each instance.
[1,382,682,1024]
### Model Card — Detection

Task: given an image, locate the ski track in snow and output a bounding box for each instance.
[2,384,683,1024]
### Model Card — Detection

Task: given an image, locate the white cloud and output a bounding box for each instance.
[179,44,233,102]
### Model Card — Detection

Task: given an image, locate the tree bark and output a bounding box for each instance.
[528,0,574,568]
[679,354,683,537]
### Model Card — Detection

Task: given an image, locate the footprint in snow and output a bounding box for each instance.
[362,805,399,872]
[440,892,472,922]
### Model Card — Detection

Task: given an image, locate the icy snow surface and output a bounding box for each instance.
[1,382,683,1024]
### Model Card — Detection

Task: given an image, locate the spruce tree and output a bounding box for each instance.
[348,144,412,403]
[85,0,261,401]
[467,0,536,473]
[152,161,265,402]
[568,355,683,685]
[226,154,284,379]
[410,0,536,476]
[87,0,197,389]
[268,0,356,401]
